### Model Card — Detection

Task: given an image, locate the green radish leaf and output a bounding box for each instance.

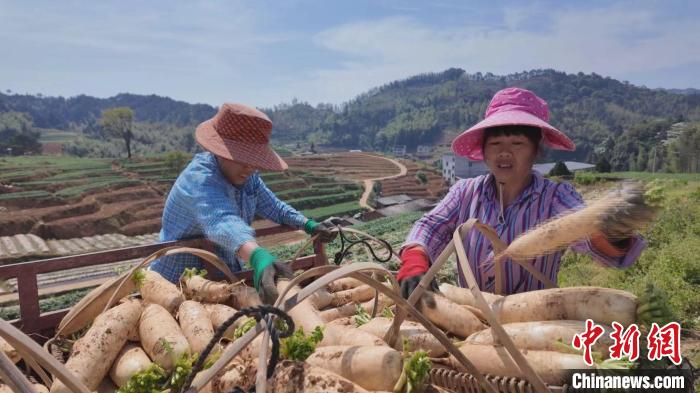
[395,350,431,393]
[381,307,395,319]
[203,349,222,370]
[280,326,324,361]
[355,304,372,327]
[159,338,174,355]
[116,363,167,393]
[636,283,674,326]
[169,352,197,390]
[132,268,146,287]
[181,267,207,280]
[233,317,257,339]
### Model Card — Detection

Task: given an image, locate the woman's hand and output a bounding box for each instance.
[600,181,658,240]
[397,246,438,308]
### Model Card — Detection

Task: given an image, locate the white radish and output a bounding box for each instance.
[50,298,142,393]
[276,280,325,333]
[438,283,502,307]
[269,360,371,393]
[448,343,593,385]
[181,273,232,303]
[466,320,614,357]
[419,294,486,338]
[229,285,262,309]
[327,277,364,292]
[308,288,334,309]
[178,300,220,356]
[203,303,245,340]
[328,285,376,307]
[320,294,394,322]
[491,286,638,326]
[320,325,387,347]
[139,303,190,371]
[139,270,184,313]
[109,344,152,387]
[306,345,403,391]
[358,317,446,356]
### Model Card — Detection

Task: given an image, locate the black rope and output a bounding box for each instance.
[333,226,394,265]
[178,304,294,393]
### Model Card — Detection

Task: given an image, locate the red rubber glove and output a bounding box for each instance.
[590,232,631,257]
[397,246,437,306]
[397,246,430,282]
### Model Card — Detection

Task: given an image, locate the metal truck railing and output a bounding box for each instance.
[0,224,328,338]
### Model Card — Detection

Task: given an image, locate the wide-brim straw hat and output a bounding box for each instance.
[195,103,287,171]
[452,87,575,160]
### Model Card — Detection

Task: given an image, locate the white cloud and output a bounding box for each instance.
[0,1,697,107]
[300,3,700,103]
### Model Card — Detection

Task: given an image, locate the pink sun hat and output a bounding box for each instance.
[452,87,575,160]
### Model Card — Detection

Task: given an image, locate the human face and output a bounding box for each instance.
[483,134,537,184]
[217,157,257,186]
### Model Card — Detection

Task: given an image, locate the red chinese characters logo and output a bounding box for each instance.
[572,319,604,366]
[609,322,641,361]
[647,322,682,365]
[573,321,682,365]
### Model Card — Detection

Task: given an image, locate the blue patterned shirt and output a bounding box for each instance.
[149,152,307,282]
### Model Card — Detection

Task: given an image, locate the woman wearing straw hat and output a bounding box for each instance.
[149,103,338,304]
[397,87,654,300]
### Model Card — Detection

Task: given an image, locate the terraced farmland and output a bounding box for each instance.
[0,152,440,259]
[285,152,402,180]
[379,160,448,200]
[0,155,366,241]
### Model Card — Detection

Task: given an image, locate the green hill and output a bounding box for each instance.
[2,68,700,171]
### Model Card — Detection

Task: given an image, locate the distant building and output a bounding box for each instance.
[376,198,435,217]
[375,194,413,208]
[416,145,432,159]
[441,153,488,184]
[393,145,407,157]
[533,161,595,174]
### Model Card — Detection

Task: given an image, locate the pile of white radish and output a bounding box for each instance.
[209,278,451,393]
[45,268,262,393]
[438,283,642,384]
[31,266,648,393]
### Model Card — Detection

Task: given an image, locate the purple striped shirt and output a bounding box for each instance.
[404,171,645,294]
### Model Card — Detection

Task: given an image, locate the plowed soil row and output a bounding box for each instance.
[379,161,448,200]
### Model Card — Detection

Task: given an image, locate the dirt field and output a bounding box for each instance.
[0,152,442,243]
[379,160,448,200]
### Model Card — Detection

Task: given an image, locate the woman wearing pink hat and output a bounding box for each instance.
[398,87,651,299]
[149,103,338,304]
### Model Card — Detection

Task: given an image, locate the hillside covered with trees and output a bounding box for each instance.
[1,69,699,172]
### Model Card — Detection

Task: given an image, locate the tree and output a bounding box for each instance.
[595,156,612,173]
[636,146,647,172]
[100,107,134,158]
[0,111,41,155]
[416,170,428,184]
[549,161,573,177]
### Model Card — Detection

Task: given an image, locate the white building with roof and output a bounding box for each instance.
[441,153,488,184]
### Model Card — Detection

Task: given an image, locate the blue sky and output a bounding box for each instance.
[1,0,698,108]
